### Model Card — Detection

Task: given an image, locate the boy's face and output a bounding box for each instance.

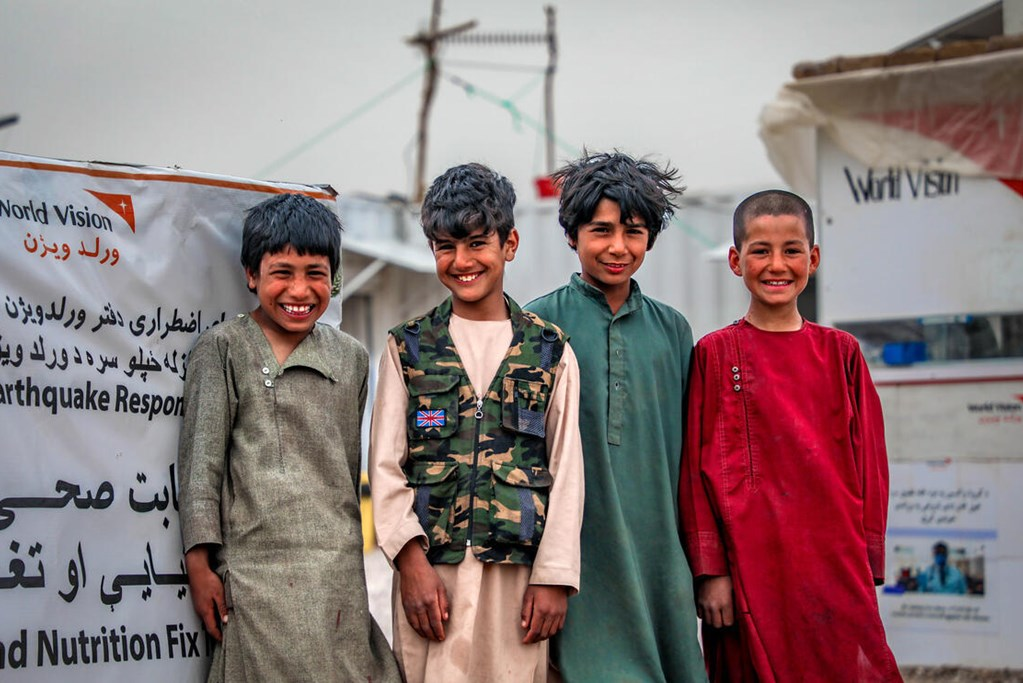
[728,213,819,316]
[570,197,649,300]
[246,245,332,341]
[431,226,518,320]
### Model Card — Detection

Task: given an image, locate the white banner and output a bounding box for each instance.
[0,151,339,681]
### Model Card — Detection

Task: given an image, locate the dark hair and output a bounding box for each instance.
[933,542,949,555]
[240,193,342,292]
[553,150,684,248]
[732,189,814,248]
[421,163,517,244]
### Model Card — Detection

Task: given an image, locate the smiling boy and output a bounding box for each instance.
[680,190,901,681]
[526,151,707,682]
[177,193,399,682]
[370,163,584,683]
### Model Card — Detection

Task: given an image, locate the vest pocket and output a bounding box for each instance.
[501,377,549,438]
[405,460,459,547]
[489,463,554,546]
[407,374,460,440]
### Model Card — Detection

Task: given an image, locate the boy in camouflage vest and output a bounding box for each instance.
[369,163,584,683]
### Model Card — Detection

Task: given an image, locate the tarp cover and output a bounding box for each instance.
[760,49,1023,196]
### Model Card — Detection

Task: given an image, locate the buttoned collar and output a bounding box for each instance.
[242,313,338,381]
[568,273,644,318]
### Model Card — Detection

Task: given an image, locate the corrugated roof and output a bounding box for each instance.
[791,1,1022,80]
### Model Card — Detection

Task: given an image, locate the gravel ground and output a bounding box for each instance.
[363,549,1022,681]
[901,668,1023,682]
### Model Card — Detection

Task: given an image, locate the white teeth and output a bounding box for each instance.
[282,304,313,314]
[455,274,479,282]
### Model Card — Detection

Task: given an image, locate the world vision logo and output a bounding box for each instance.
[967,393,1023,425]
[85,190,136,233]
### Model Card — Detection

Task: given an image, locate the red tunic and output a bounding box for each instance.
[680,320,902,682]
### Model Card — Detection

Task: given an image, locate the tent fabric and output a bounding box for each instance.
[760,49,1023,196]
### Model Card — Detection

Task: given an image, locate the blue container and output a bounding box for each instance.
[882,341,928,366]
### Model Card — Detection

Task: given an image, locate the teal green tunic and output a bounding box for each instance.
[527,275,706,683]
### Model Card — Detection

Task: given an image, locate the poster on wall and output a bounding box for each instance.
[0,151,338,681]
[880,460,997,634]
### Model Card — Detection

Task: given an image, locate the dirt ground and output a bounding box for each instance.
[901,668,1023,682]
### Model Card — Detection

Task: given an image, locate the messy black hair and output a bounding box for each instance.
[240,193,342,292]
[421,163,517,244]
[732,189,814,248]
[553,150,684,249]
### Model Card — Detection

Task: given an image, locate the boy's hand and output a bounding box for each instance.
[396,540,449,642]
[520,584,568,644]
[184,546,228,642]
[696,575,735,629]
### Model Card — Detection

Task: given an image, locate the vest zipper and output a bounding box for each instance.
[466,395,485,547]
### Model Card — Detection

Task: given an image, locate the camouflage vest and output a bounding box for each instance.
[390,296,566,566]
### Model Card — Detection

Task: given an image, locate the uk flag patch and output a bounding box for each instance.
[416,409,446,428]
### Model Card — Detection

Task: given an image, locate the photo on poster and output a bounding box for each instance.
[879,461,998,634]
[886,538,985,596]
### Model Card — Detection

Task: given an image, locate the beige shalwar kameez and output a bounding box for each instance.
[178,314,400,682]
[370,314,584,683]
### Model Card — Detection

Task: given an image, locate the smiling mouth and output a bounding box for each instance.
[763,280,792,286]
[281,303,315,315]
[454,272,482,283]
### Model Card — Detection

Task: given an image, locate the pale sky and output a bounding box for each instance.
[2,0,992,200]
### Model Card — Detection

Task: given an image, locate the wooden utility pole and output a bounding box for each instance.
[407,0,476,201]
[543,6,557,175]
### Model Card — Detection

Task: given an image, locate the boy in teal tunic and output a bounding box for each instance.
[527,151,707,682]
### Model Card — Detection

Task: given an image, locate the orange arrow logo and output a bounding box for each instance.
[86,190,136,232]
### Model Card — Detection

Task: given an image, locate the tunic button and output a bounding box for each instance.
[731,366,739,373]
[262,367,270,375]
[733,373,741,381]
[614,382,620,390]
[264,379,273,388]
[733,384,741,392]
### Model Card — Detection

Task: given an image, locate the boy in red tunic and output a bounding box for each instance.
[679,190,902,682]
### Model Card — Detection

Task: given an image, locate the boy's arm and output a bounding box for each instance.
[519,342,582,642]
[696,575,735,628]
[520,584,569,644]
[177,333,231,638]
[393,539,450,642]
[178,333,232,550]
[184,545,227,641]
[528,342,584,594]
[680,330,736,627]
[368,337,431,561]
[369,337,449,641]
[848,343,890,584]
[679,340,730,578]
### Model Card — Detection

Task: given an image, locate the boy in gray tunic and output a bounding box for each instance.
[177,193,400,682]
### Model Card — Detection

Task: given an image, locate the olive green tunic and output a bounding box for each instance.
[178,314,399,682]
[527,275,707,683]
